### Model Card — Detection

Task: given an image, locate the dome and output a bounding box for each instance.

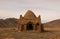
[24,10,36,19]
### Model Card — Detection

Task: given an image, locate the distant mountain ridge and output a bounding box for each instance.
[0,18,18,28]
[0,18,60,28]
[44,19,60,28]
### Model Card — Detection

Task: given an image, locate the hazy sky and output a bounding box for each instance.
[0,0,60,23]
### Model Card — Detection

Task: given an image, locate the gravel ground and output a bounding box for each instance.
[0,31,60,39]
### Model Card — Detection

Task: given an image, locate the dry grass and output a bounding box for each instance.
[44,27,60,31]
[0,28,60,39]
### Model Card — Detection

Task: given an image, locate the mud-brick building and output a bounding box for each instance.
[18,10,42,32]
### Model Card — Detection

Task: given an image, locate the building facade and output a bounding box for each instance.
[18,10,42,32]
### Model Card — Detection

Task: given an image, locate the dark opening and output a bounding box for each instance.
[36,23,39,25]
[27,22,33,30]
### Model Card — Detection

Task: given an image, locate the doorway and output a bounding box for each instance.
[26,22,33,31]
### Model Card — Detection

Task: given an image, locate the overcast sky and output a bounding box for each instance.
[0,0,60,23]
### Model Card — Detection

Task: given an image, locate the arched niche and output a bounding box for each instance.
[26,22,33,31]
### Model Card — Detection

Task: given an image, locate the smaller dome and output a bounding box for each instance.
[24,10,36,19]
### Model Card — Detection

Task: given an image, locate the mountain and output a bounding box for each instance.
[0,18,18,28]
[44,19,60,28]
[0,18,60,28]
[43,19,60,31]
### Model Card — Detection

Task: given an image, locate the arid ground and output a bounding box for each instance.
[0,28,60,39]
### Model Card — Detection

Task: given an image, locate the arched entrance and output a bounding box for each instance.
[26,22,33,31]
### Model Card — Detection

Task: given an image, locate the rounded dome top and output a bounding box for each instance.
[24,10,36,19]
